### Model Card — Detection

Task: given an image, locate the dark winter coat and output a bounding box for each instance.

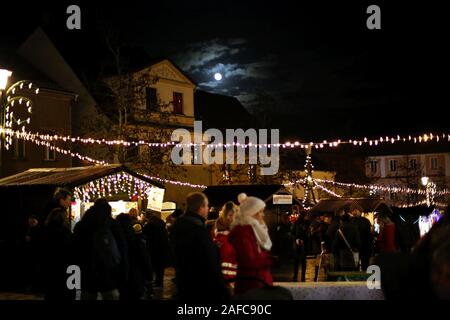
[143,215,170,269]
[351,216,373,255]
[117,215,152,299]
[41,221,75,300]
[171,211,229,301]
[73,208,128,293]
[332,221,361,271]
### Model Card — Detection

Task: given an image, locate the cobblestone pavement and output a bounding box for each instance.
[0,259,324,300]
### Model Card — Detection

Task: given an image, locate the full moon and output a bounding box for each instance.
[214,72,222,81]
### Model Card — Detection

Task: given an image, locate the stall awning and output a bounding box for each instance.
[0,165,165,189]
[308,198,392,216]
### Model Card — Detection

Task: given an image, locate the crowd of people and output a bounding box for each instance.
[20,188,450,300]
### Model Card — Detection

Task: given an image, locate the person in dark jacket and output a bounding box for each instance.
[351,209,373,271]
[142,210,170,287]
[24,215,44,292]
[292,215,308,282]
[332,213,361,271]
[396,214,421,253]
[171,192,229,301]
[116,213,152,300]
[73,199,128,300]
[42,207,75,300]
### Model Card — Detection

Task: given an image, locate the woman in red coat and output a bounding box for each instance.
[212,202,238,284]
[377,215,398,253]
[229,193,273,295]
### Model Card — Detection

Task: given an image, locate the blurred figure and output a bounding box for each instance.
[332,213,361,271]
[143,210,170,288]
[171,193,229,301]
[73,199,128,300]
[212,202,238,287]
[397,214,420,253]
[351,209,373,271]
[128,208,140,225]
[42,207,74,300]
[292,214,308,282]
[116,214,152,300]
[229,193,273,295]
[307,216,322,281]
[377,215,398,254]
[24,214,44,292]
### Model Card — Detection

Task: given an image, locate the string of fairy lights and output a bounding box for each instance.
[2,81,39,150]
[1,128,449,150]
[74,172,157,202]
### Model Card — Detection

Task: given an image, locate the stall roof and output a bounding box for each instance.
[203,184,298,207]
[0,165,165,189]
[308,198,392,216]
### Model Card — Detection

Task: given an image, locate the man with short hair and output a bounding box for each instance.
[171,192,229,301]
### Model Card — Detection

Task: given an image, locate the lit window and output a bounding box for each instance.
[43,143,56,161]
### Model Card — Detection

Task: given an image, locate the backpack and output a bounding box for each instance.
[92,225,121,270]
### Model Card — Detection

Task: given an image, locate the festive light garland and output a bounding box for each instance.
[73,172,157,203]
[2,128,449,150]
[2,81,39,150]
[313,181,342,198]
[315,178,429,195]
[18,131,207,189]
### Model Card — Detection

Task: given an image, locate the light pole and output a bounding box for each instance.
[0,69,12,177]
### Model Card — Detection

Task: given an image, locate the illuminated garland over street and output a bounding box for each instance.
[2,128,449,150]
[313,181,342,198]
[18,131,207,189]
[315,178,429,195]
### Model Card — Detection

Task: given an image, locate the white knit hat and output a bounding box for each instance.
[237,193,266,218]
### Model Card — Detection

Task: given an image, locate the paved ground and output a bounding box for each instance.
[0,258,324,300]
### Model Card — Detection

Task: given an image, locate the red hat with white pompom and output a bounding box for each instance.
[237,193,266,218]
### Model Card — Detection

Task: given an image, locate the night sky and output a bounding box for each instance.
[1,1,448,141]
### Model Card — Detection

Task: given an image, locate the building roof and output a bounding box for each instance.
[308,197,392,216]
[202,184,295,207]
[0,165,165,189]
[194,90,255,130]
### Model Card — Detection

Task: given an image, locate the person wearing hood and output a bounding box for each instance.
[228,193,273,295]
[212,201,238,287]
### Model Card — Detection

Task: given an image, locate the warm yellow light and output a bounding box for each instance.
[421,176,429,186]
[0,69,12,90]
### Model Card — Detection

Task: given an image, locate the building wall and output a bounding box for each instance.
[1,88,73,177]
[365,152,450,205]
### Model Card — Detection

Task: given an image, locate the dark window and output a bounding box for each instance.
[13,138,26,159]
[126,146,140,160]
[409,159,417,170]
[173,92,183,114]
[369,160,377,173]
[431,157,438,170]
[389,159,397,172]
[43,143,56,161]
[146,87,157,111]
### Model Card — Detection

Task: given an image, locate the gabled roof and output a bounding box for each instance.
[0,165,165,189]
[194,90,255,130]
[202,184,295,207]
